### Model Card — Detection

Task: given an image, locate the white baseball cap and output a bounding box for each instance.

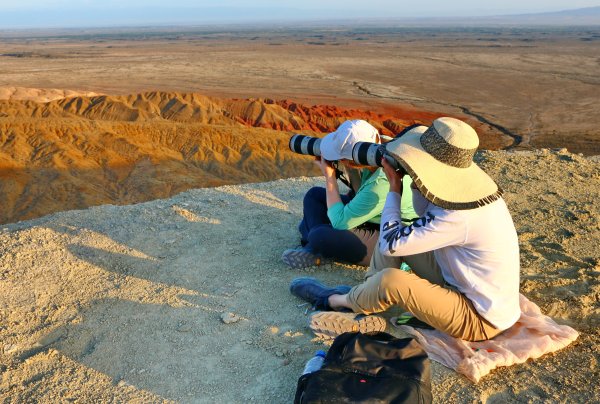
[319,120,380,161]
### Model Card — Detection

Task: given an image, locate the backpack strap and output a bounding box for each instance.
[293,374,310,404]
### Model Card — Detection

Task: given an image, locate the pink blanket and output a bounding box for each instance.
[393,294,579,383]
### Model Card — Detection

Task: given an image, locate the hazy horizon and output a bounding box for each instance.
[0,1,599,29]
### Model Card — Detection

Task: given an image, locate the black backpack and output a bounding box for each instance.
[294,332,432,404]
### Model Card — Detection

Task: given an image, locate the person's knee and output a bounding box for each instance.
[377,268,411,299]
[303,186,325,204]
[379,267,410,284]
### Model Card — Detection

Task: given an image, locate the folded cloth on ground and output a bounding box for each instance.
[392,294,579,383]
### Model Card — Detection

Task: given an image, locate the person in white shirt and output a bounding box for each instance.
[290,117,521,341]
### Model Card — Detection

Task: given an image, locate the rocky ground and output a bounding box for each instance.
[1,148,598,403]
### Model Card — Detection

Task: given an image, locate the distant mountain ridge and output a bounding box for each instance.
[486,6,600,24]
[2,6,600,30]
[449,6,600,26]
[520,6,600,18]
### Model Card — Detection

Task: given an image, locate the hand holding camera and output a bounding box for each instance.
[315,156,337,179]
[381,158,404,194]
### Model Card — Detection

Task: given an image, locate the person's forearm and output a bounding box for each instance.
[325,176,343,208]
[381,191,403,230]
[389,176,403,194]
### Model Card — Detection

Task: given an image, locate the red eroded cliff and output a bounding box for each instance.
[0,91,508,224]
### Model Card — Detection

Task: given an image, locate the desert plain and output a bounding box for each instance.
[0,25,599,402]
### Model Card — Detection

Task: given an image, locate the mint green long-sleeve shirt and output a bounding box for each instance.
[401,176,419,224]
[327,168,418,230]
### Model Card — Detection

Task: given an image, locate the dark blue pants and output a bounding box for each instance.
[298,187,378,265]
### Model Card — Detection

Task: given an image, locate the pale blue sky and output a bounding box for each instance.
[0,0,599,28]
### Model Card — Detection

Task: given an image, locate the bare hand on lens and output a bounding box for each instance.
[315,156,337,179]
[382,158,403,194]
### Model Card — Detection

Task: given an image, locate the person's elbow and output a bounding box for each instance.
[331,219,352,230]
[378,239,408,256]
[379,243,394,256]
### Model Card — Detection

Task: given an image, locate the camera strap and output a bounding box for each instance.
[335,168,352,190]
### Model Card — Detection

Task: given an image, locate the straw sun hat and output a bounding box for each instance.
[386,117,502,210]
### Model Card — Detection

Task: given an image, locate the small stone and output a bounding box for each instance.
[176,321,193,332]
[283,359,291,366]
[275,351,284,357]
[214,286,240,297]
[37,328,66,347]
[3,344,19,354]
[221,312,241,324]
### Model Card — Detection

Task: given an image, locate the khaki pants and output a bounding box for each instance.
[347,248,502,341]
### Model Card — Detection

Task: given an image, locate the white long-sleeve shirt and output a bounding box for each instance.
[379,191,521,331]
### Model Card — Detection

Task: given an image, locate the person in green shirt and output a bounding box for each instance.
[282,120,417,269]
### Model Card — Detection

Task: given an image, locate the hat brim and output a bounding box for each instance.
[386,128,502,210]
